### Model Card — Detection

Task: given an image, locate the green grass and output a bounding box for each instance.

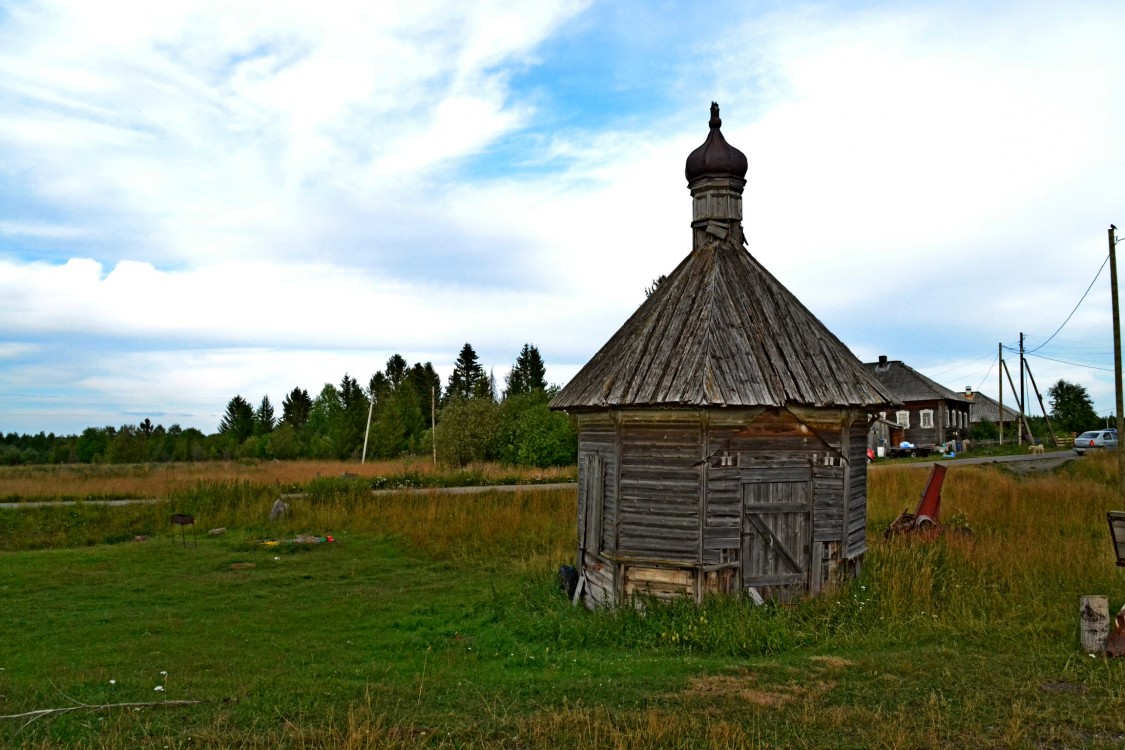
[3,461,1125,747]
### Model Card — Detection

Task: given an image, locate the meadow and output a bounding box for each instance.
[2,457,1125,748]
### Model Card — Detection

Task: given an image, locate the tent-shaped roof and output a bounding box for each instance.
[551,238,899,411]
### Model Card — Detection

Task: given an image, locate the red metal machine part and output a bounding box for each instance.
[885,464,947,537]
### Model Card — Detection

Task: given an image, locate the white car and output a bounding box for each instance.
[1074,430,1118,455]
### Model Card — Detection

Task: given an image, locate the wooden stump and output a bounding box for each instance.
[1080,595,1110,654]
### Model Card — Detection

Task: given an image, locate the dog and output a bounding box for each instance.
[1028,444,1045,454]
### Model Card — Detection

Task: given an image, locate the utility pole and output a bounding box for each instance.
[362,389,375,465]
[1002,357,1036,448]
[1024,360,1057,446]
[1019,332,1026,444]
[1110,225,1124,497]
[998,342,1004,445]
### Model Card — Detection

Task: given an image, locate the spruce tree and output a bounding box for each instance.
[446,343,488,402]
[254,395,276,434]
[218,395,255,442]
[281,388,313,429]
[504,343,547,398]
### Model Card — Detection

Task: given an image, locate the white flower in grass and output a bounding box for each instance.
[154,685,165,692]
[160,670,168,676]
[109,679,116,685]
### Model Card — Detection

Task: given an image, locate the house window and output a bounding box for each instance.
[896,410,910,428]
[920,410,934,429]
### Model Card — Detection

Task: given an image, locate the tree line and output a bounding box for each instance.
[0,343,577,468]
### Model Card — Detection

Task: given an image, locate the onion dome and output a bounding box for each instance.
[684,102,748,183]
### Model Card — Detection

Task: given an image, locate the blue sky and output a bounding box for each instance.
[2,0,1125,435]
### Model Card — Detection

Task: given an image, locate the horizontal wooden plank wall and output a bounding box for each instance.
[617,413,702,563]
[574,407,872,605]
[624,565,695,600]
[812,463,845,542]
[703,409,849,585]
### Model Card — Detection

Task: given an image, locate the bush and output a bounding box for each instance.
[434,398,500,466]
[496,393,576,467]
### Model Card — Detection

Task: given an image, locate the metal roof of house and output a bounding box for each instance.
[550,238,900,411]
[864,359,970,405]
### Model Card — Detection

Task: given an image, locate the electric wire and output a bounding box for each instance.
[1024,351,1115,372]
[1026,253,1109,353]
[975,351,999,392]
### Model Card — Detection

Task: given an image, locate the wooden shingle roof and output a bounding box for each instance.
[864,359,969,405]
[965,391,1021,423]
[551,238,900,411]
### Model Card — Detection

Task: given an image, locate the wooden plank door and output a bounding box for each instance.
[741,479,811,600]
[579,453,604,556]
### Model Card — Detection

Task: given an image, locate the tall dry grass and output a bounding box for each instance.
[864,456,1124,640]
[0,459,574,500]
[290,485,577,574]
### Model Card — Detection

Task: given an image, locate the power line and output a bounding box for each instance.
[1026,253,1110,353]
[975,351,999,392]
[1024,351,1115,372]
[929,351,998,379]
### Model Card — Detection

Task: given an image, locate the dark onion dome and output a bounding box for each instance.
[684,102,748,183]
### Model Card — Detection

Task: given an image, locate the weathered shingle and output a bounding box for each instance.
[865,359,969,404]
[551,238,899,410]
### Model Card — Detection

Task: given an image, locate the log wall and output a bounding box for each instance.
[617,413,702,563]
[574,406,872,606]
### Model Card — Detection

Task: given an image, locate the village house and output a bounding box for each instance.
[963,387,1022,434]
[550,103,898,608]
[864,356,972,452]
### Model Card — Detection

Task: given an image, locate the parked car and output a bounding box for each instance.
[1074,429,1118,455]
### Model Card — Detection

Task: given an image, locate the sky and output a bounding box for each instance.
[2,0,1124,435]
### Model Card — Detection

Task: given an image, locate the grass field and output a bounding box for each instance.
[2,457,1125,748]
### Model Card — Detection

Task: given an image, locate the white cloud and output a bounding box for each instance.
[0,0,589,267]
[0,221,90,240]
[3,1,1125,432]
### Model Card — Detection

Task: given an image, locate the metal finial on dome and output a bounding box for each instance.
[685,101,747,183]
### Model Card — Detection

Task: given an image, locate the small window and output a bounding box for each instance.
[896,410,910,428]
[920,409,934,429]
